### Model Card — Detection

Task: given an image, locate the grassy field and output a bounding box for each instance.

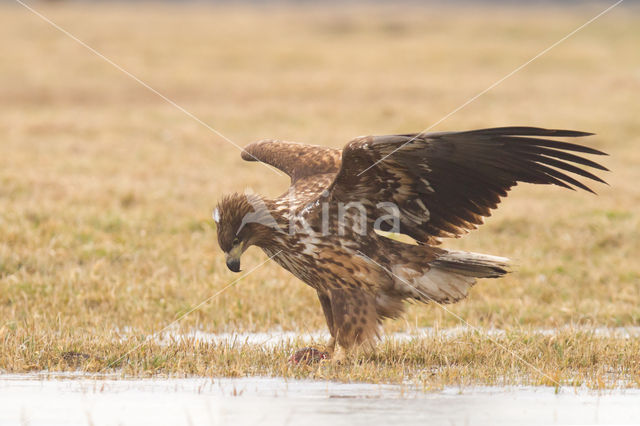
[1,2,639,387]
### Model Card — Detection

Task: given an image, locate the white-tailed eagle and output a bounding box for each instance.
[213,127,607,362]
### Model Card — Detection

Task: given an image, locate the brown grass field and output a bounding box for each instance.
[1,2,639,388]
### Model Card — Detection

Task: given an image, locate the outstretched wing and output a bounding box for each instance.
[328,127,608,244]
[242,140,342,184]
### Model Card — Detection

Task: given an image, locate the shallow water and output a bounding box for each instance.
[159,326,640,346]
[2,374,639,426]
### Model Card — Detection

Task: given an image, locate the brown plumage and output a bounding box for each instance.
[214,127,608,361]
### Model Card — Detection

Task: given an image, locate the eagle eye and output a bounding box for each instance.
[232,237,240,246]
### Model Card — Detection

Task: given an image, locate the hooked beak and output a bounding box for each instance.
[225,245,243,273]
[226,255,241,273]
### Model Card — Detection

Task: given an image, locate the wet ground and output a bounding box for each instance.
[2,374,639,426]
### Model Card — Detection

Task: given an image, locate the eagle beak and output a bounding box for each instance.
[225,245,243,273]
[226,256,241,273]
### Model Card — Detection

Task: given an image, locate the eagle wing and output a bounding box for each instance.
[242,140,342,184]
[328,127,608,244]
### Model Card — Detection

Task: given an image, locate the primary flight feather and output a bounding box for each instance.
[213,127,608,361]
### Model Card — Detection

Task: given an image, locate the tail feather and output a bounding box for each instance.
[388,248,510,305]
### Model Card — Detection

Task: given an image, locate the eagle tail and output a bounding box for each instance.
[430,250,510,279]
[391,249,510,304]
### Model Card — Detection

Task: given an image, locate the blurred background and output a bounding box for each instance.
[0,0,638,349]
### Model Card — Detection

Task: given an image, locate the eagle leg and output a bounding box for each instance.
[290,289,379,364]
[317,291,337,355]
[329,288,379,359]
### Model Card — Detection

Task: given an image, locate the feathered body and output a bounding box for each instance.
[214,127,607,358]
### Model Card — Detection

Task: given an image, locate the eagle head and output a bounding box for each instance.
[213,192,279,272]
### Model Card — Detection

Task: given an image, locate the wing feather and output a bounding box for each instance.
[328,127,608,244]
[242,140,341,183]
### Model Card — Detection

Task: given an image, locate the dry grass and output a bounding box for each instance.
[4,327,640,390]
[1,2,639,387]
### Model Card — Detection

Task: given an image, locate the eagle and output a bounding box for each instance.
[213,127,607,362]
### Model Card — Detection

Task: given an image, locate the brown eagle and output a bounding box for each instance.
[213,127,607,362]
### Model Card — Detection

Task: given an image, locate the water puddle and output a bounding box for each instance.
[1,373,639,426]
